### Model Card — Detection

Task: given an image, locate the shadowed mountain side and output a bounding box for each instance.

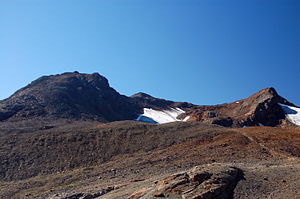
[0,72,298,127]
[130,92,194,110]
[0,72,139,122]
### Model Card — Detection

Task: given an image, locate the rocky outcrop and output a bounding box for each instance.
[127,165,244,199]
[51,165,242,199]
[61,186,115,199]
[186,88,297,127]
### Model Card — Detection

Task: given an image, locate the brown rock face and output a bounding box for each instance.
[127,165,243,199]
[186,88,297,127]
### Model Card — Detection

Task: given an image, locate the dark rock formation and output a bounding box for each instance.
[62,186,114,199]
[0,72,139,122]
[130,92,194,110]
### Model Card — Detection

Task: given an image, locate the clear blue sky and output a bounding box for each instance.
[0,0,299,105]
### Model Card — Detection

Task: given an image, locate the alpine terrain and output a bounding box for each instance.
[0,72,299,199]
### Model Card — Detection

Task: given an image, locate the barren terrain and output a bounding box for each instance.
[0,121,299,199]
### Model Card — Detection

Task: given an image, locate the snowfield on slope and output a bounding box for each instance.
[136,108,189,124]
[279,103,300,125]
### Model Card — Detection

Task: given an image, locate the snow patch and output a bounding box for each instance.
[279,103,300,125]
[136,108,186,124]
[183,116,190,122]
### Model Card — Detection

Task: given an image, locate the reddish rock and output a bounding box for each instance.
[186,88,297,127]
[127,165,243,199]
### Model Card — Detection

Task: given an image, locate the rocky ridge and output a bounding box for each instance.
[0,72,298,127]
[185,87,298,127]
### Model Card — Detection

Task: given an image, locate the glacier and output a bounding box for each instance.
[136,108,189,124]
[279,103,300,125]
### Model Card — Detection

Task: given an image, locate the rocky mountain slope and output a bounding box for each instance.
[0,72,139,122]
[0,72,299,128]
[0,72,299,199]
[184,87,298,127]
[0,121,299,199]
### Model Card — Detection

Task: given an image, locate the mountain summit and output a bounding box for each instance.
[0,72,138,122]
[184,87,298,127]
[0,72,298,127]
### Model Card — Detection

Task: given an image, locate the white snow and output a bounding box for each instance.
[136,108,187,124]
[183,116,190,121]
[279,103,300,125]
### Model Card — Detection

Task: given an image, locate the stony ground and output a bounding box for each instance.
[0,122,299,199]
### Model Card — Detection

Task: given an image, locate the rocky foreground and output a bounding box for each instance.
[0,122,299,199]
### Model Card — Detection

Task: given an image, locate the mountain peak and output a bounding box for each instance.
[257,87,278,96]
[0,72,138,122]
[26,72,110,91]
[251,87,278,98]
[246,87,295,107]
[131,92,155,99]
[0,72,298,127]
[184,87,297,127]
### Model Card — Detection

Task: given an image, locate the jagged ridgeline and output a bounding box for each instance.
[0,72,299,127]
